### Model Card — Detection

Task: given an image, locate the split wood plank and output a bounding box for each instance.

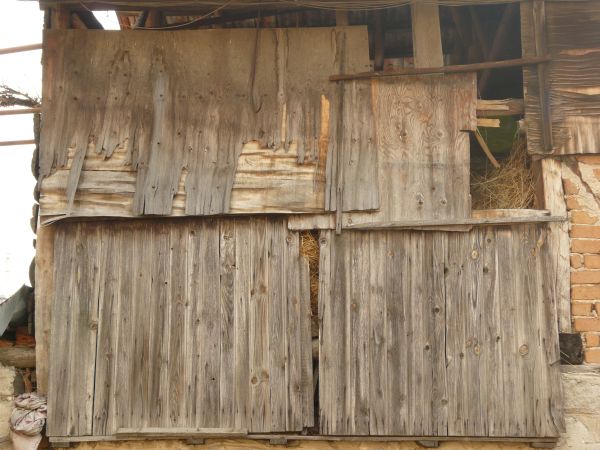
[410,0,444,69]
[319,225,564,438]
[47,217,313,437]
[39,28,376,220]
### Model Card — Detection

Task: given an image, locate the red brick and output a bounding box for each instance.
[572,271,600,284]
[571,211,598,225]
[571,239,600,253]
[574,317,600,332]
[563,179,580,195]
[566,196,582,210]
[586,333,600,347]
[576,155,600,165]
[584,348,600,363]
[571,225,600,239]
[572,302,594,316]
[572,285,600,300]
[572,254,584,269]
[585,255,600,269]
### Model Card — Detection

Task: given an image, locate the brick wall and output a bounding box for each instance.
[562,155,600,363]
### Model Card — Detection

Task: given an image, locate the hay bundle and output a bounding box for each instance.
[471,134,535,210]
[299,230,320,325]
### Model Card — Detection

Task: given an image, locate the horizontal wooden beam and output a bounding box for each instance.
[0,108,41,116]
[116,428,248,438]
[0,346,36,368]
[0,43,42,56]
[49,434,560,445]
[476,98,524,117]
[329,56,551,82]
[0,139,35,147]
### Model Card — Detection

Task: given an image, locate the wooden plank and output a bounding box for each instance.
[219,220,236,428]
[542,158,571,332]
[476,99,524,117]
[342,73,476,228]
[34,223,55,394]
[298,253,314,428]
[319,226,563,438]
[410,0,443,68]
[330,56,551,82]
[40,28,375,219]
[249,218,271,432]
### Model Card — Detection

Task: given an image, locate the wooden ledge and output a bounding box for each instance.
[288,209,564,231]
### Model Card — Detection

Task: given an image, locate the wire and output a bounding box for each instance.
[133,0,236,29]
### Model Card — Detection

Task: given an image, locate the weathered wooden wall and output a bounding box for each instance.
[522,0,600,155]
[39,28,378,221]
[319,224,564,437]
[47,218,313,437]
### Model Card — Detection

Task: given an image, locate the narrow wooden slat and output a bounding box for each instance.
[298,253,314,428]
[411,0,443,68]
[249,218,270,432]
[219,220,236,428]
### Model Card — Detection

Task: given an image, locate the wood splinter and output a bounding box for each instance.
[474,128,501,169]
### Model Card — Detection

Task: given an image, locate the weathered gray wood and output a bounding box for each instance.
[343,74,476,227]
[40,28,376,220]
[319,225,563,438]
[522,1,600,155]
[0,346,36,368]
[47,218,313,437]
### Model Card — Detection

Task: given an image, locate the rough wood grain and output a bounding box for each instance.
[522,1,600,155]
[411,0,443,68]
[319,225,564,438]
[47,218,313,437]
[39,28,376,220]
[342,73,476,227]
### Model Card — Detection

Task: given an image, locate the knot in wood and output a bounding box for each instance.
[519,344,529,356]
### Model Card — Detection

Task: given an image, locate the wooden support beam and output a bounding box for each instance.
[541,158,571,332]
[469,7,490,59]
[116,428,248,439]
[532,0,553,151]
[0,108,41,116]
[335,10,349,26]
[374,10,385,71]
[329,56,551,82]
[0,346,36,368]
[51,5,71,29]
[411,0,443,68]
[73,10,104,29]
[0,139,36,147]
[478,3,518,94]
[477,118,501,128]
[474,128,501,168]
[0,44,42,56]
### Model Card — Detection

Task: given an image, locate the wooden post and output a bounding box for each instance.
[532,0,553,152]
[541,158,571,332]
[51,6,71,29]
[411,0,443,68]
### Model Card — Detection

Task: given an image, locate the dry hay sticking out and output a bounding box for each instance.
[471,134,535,210]
[299,230,319,325]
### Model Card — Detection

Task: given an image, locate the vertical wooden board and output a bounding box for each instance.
[196,219,221,427]
[69,224,100,436]
[298,253,314,428]
[113,224,134,431]
[430,232,449,436]
[168,221,189,427]
[249,218,271,432]
[92,226,120,435]
[347,232,370,434]
[284,229,302,431]
[187,222,201,425]
[147,223,171,426]
[368,232,386,435]
[411,0,444,68]
[480,227,506,437]
[47,226,74,436]
[219,219,236,428]
[129,223,152,429]
[35,223,55,395]
[385,231,410,435]
[268,219,287,431]
[233,219,251,431]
